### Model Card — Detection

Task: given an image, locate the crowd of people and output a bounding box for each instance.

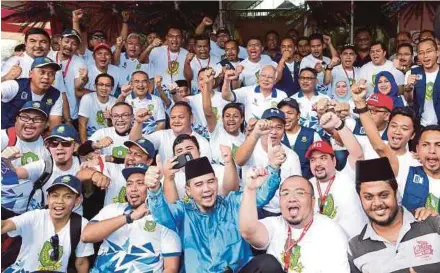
[1,7,440,273]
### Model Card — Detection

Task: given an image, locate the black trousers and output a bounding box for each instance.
[238,254,285,273]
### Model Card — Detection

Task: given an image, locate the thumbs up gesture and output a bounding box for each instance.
[267,139,286,169]
[5,61,22,80]
[145,154,163,192]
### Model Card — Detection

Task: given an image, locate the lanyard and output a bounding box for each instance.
[283,219,313,271]
[316,176,335,214]
[196,56,210,69]
[56,52,72,79]
[342,66,354,84]
[167,48,180,81]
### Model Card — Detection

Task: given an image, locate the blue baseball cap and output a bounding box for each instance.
[31,57,61,71]
[261,108,286,123]
[46,175,81,195]
[61,29,81,43]
[277,97,300,113]
[122,164,149,180]
[19,101,49,117]
[44,124,80,142]
[124,138,156,158]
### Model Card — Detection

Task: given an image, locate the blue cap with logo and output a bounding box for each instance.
[46,174,81,195]
[122,163,149,180]
[31,57,61,71]
[261,108,286,123]
[61,29,81,43]
[44,124,80,142]
[124,138,156,158]
[19,101,49,117]
[277,97,300,113]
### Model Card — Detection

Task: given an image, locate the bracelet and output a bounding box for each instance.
[335,119,345,131]
[354,106,369,114]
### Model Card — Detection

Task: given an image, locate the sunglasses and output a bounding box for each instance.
[50,234,60,261]
[47,140,74,148]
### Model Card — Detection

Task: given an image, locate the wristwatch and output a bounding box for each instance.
[325,64,333,71]
[335,119,345,131]
[125,211,133,224]
[354,106,369,114]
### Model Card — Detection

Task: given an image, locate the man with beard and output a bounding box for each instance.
[1,57,63,130]
[81,165,181,273]
[222,65,287,123]
[130,101,212,164]
[296,37,311,62]
[353,81,440,213]
[195,16,248,60]
[214,40,244,90]
[299,33,338,95]
[145,147,285,272]
[275,37,301,97]
[239,175,350,272]
[359,42,405,95]
[1,175,94,273]
[85,43,121,96]
[353,28,372,67]
[78,73,117,141]
[80,102,134,159]
[306,111,367,238]
[349,157,440,273]
[236,108,301,218]
[404,39,440,127]
[184,35,220,94]
[48,29,87,127]
[1,101,51,167]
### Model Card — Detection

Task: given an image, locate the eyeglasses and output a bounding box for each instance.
[280,189,312,198]
[47,140,74,148]
[96,83,113,88]
[18,114,46,124]
[369,109,389,115]
[50,234,60,261]
[418,49,436,56]
[299,76,316,81]
[111,113,132,120]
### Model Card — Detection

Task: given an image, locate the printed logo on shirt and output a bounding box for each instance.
[425,82,434,102]
[301,136,307,143]
[167,61,180,76]
[212,107,219,120]
[413,240,434,259]
[255,70,260,82]
[231,144,238,159]
[21,92,28,100]
[318,194,337,219]
[281,245,304,272]
[413,174,423,184]
[112,146,128,159]
[144,220,157,232]
[148,104,155,112]
[136,63,141,70]
[271,101,278,108]
[46,98,53,106]
[21,152,39,166]
[96,111,107,126]
[372,74,377,88]
[38,241,63,271]
[112,186,127,203]
[425,193,439,211]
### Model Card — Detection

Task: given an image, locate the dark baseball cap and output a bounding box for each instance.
[61,29,81,43]
[124,138,156,158]
[31,57,61,71]
[277,97,300,112]
[122,164,149,180]
[46,175,81,195]
[261,108,286,123]
[19,101,49,117]
[44,124,80,143]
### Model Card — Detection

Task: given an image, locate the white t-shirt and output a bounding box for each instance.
[99,162,126,206]
[146,129,212,164]
[91,203,181,273]
[330,65,360,94]
[23,157,83,214]
[358,60,405,95]
[243,141,301,213]
[291,92,330,132]
[210,40,248,60]
[310,172,368,238]
[209,121,245,165]
[426,177,440,211]
[78,92,117,137]
[300,54,331,95]
[233,85,287,122]
[85,62,121,96]
[48,51,87,119]
[80,48,95,66]
[125,93,166,135]
[1,52,34,78]
[345,118,384,160]
[89,127,130,158]
[404,69,439,126]
[238,57,278,87]
[1,131,50,167]
[1,80,63,117]
[149,45,188,86]
[7,209,94,273]
[258,214,350,273]
[189,55,220,93]
[118,53,150,86]
[396,151,421,195]
[186,92,229,138]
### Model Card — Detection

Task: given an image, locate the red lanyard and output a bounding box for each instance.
[56,52,72,78]
[196,56,210,69]
[342,66,354,84]
[283,219,314,271]
[316,176,335,214]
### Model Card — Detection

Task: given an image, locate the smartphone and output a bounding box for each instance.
[172,152,193,169]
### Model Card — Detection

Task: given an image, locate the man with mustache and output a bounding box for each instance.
[214,40,244,90]
[239,175,350,272]
[393,43,415,74]
[349,157,440,273]
[389,31,412,62]
[353,28,372,67]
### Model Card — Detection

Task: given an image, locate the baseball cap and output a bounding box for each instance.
[216,28,230,36]
[261,108,286,123]
[277,97,300,112]
[341,44,356,53]
[93,43,111,53]
[122,164,149,180]
[305,141,335,159]
[61,29,81,43]
[46,175,81,195]
[124,138,156,158]
[31,57,61,71]
[19,101,49,117]
[44,124,80,142]
[367,93,393,112]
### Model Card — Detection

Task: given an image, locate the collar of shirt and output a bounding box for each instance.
[363,206,415,243]
[183,195,226,215]
[254,85,278,98]
[297,89,319,98]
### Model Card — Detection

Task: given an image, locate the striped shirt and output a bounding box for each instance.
[348,207,440,273]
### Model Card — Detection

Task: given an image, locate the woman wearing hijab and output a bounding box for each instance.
[373,71,406,108]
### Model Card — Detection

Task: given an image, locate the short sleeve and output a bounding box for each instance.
[49,94,63,116]
[154,99,165,122]
[1,129,9,151]
[232,87,248,104]
[145,130,163,149]
[78,94,91,118]
[8,210,38,237]
[90,203,117,222]
[1,80,20,102]
[76,218,95,257]
[270,61,278,69]
[1,56,20,77]
[160,225,182,257]
[313,132,322,142]
[255,217,277,250]
[89,128,105,142]
[22,159,45,181]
